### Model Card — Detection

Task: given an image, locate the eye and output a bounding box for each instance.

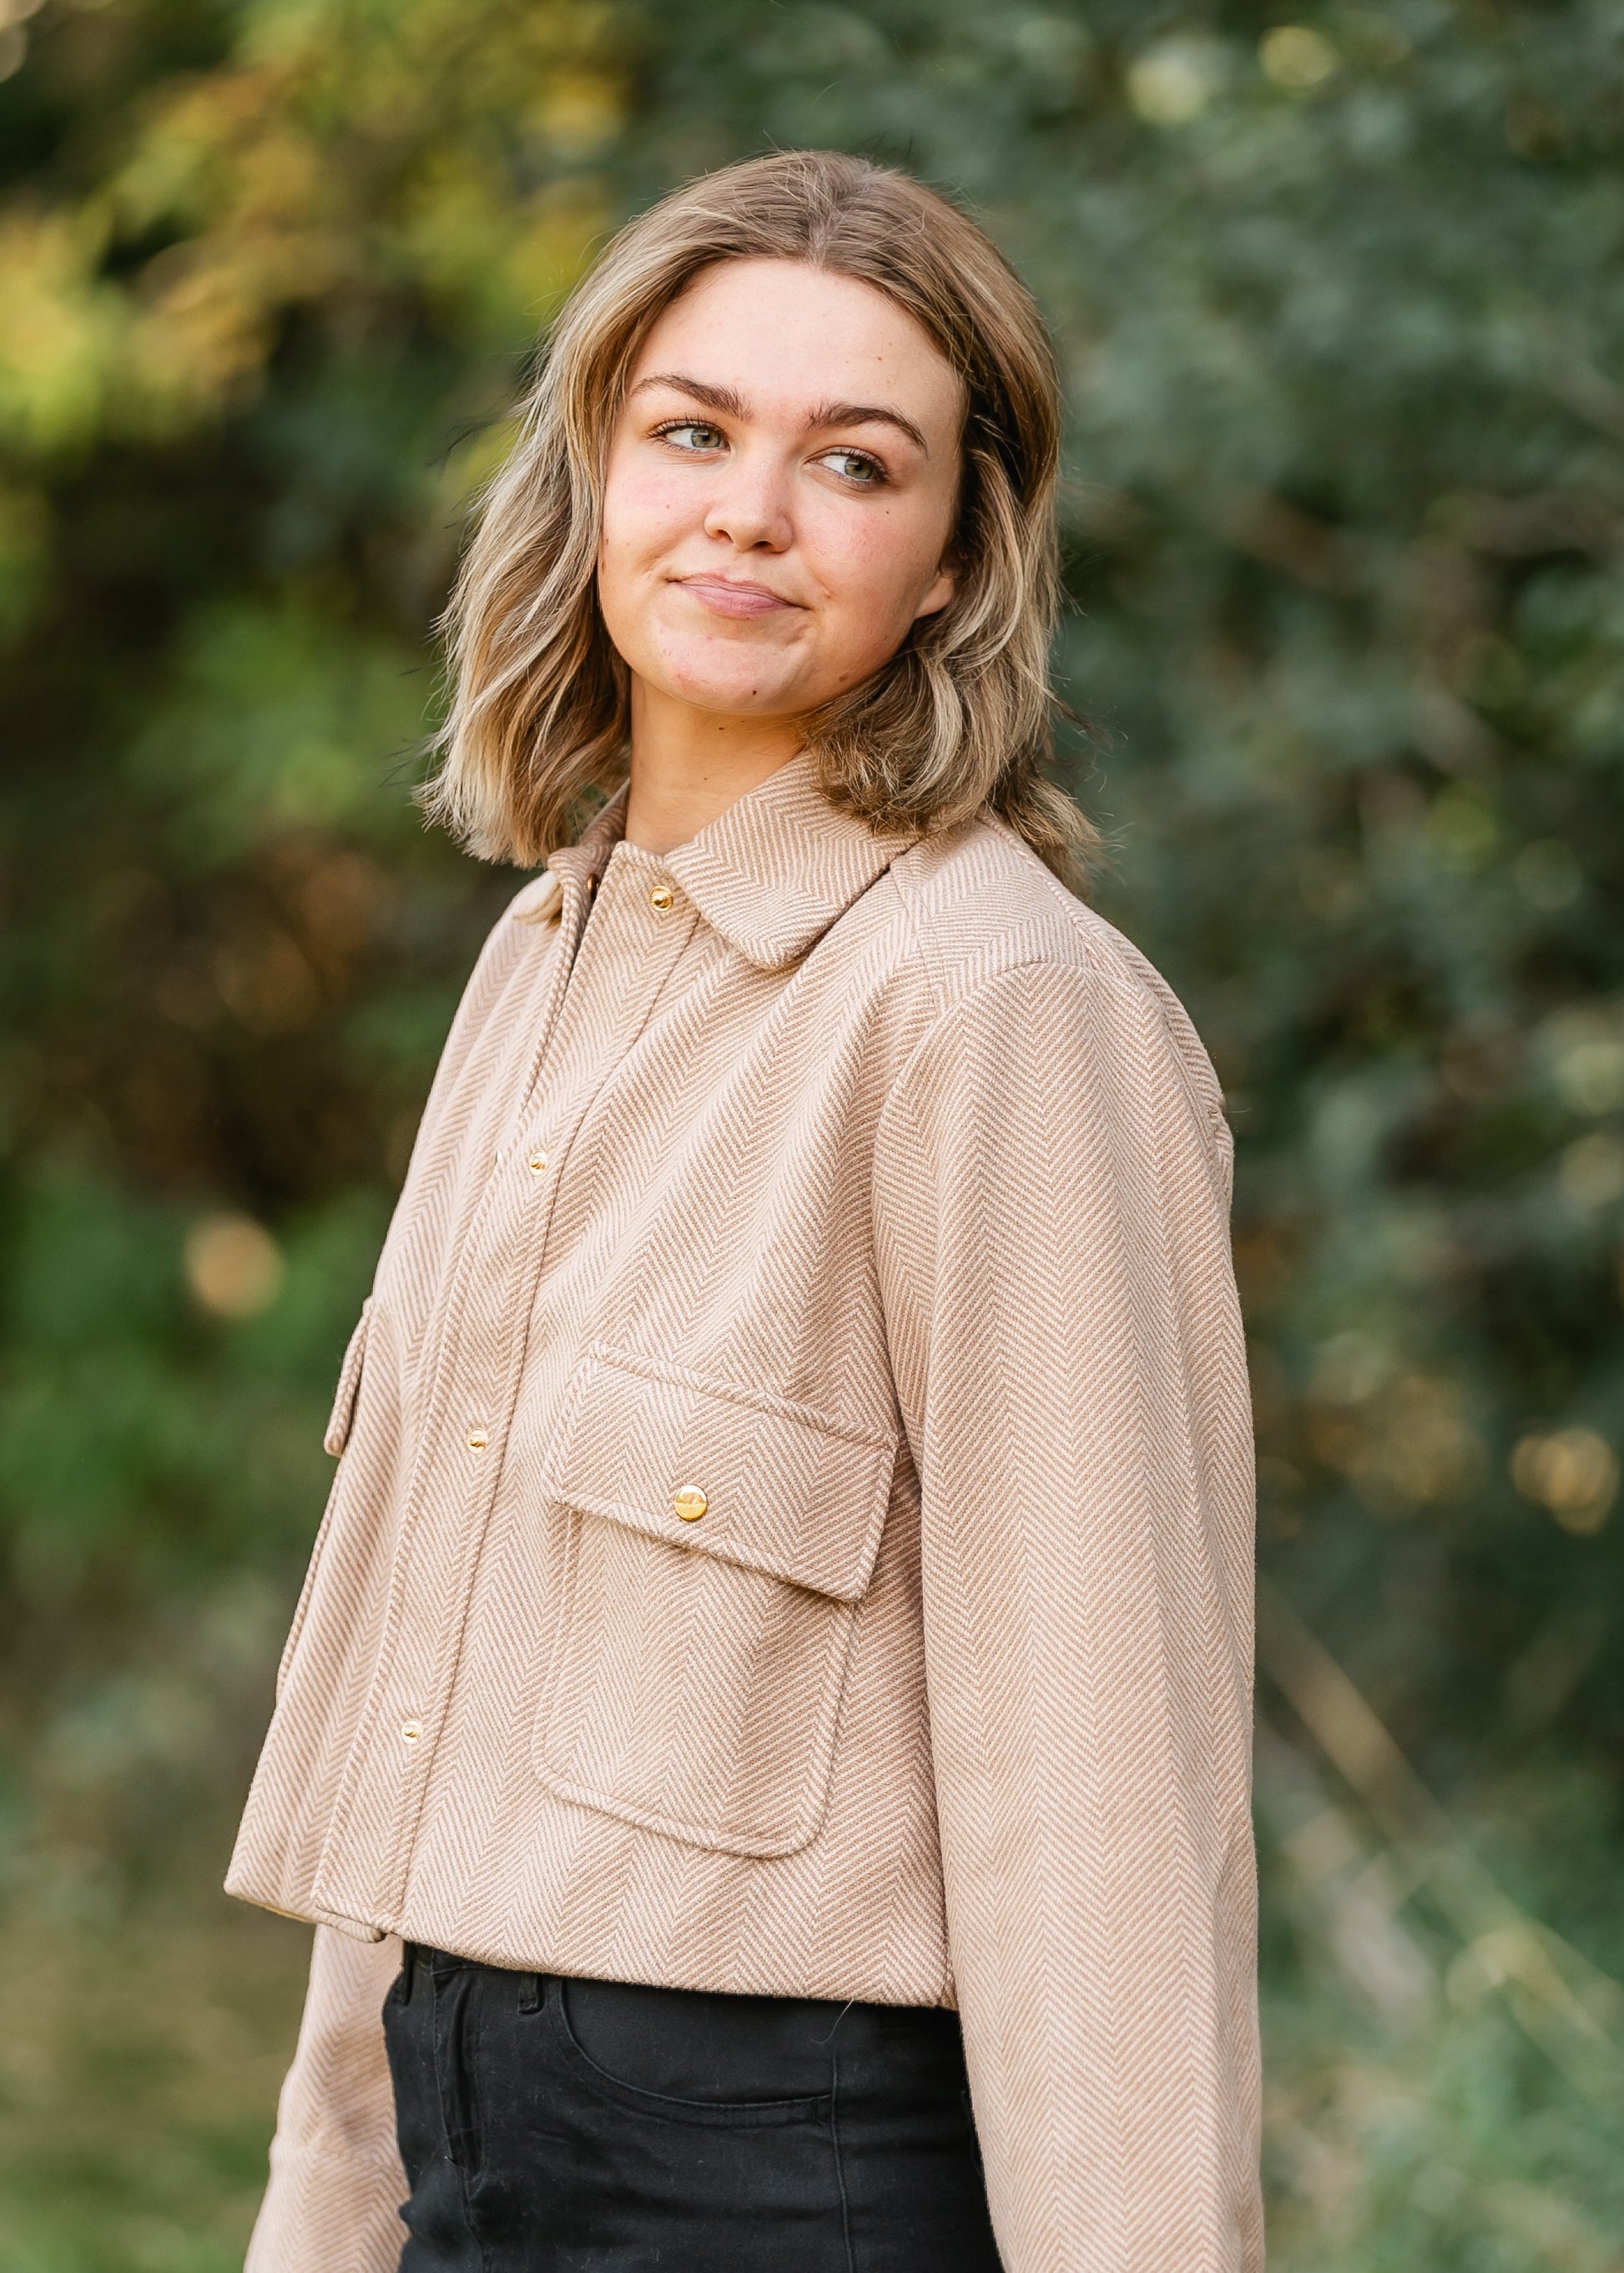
[816,448,886,487]
[654,420,727,453]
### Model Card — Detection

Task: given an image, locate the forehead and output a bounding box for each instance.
[629,258,965,434]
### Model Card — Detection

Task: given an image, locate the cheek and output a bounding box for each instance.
[804,498,948,624]
[600,461,704,570]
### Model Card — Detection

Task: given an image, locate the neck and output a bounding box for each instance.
[622,678,803,855]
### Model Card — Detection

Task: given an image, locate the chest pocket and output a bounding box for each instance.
[276,1298,376,1703]
[533,1342,900,1859]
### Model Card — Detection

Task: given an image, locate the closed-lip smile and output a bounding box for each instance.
[675,575,803,619]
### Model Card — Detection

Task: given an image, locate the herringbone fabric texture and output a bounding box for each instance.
[229,752,1262,2272]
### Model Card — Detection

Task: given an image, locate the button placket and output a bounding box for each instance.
[322,849,704,1926]
[313,873,595,1925]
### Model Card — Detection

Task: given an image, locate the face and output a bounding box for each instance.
[598,258,966,725]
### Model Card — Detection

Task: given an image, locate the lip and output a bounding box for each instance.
[674,576,802,620]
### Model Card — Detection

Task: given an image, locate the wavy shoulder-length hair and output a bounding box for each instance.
[423,148,1095,883]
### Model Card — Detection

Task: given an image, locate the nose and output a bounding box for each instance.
[702,446,793,553]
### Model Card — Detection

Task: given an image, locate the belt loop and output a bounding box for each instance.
[518,1970,543,2015]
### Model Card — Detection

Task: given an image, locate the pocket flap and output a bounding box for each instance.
[541,1343,899,1603]
[323,1298,374,1458]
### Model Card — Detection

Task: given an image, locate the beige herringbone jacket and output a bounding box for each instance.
[229,752,1261,2273]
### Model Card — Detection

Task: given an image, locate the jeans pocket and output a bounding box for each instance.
[550,1977,830,2124]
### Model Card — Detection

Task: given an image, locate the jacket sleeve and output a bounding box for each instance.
[245,1926,407,2273]
[871,953,1262,2273]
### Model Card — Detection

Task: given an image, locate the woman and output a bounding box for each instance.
[229,149,1261,2273]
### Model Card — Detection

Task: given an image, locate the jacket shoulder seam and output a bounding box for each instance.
[873,864,947,1018]
[874,947,1233,1205]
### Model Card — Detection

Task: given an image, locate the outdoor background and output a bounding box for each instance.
[3,0,1622,2265]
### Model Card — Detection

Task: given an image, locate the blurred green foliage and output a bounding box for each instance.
[2,0,1622,2265]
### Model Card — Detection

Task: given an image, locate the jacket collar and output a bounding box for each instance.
[548,753,918,973]
[666,752,918,971]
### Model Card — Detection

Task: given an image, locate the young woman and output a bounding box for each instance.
[229,150,1261,2273]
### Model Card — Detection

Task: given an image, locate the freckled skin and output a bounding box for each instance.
[597,258,966,853]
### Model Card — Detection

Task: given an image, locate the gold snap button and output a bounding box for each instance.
[649,883,675,913]
[527,1151,548,1174]
[467,1428,489,1451]
[672,1483,709,1523]
[401,1720,423,1745]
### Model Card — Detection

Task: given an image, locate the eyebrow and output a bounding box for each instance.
[809,398,931,454]
[631,372,931,455]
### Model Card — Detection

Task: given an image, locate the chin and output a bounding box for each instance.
[660,663,805,716]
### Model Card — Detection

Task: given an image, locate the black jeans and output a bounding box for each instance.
[382,1943,1002,2271]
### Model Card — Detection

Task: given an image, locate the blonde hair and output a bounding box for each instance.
[424,149,1096,883]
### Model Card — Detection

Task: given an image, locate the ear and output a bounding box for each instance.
[912,560,959,622]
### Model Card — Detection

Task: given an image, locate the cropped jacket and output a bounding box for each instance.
[228,751,1262,2272]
